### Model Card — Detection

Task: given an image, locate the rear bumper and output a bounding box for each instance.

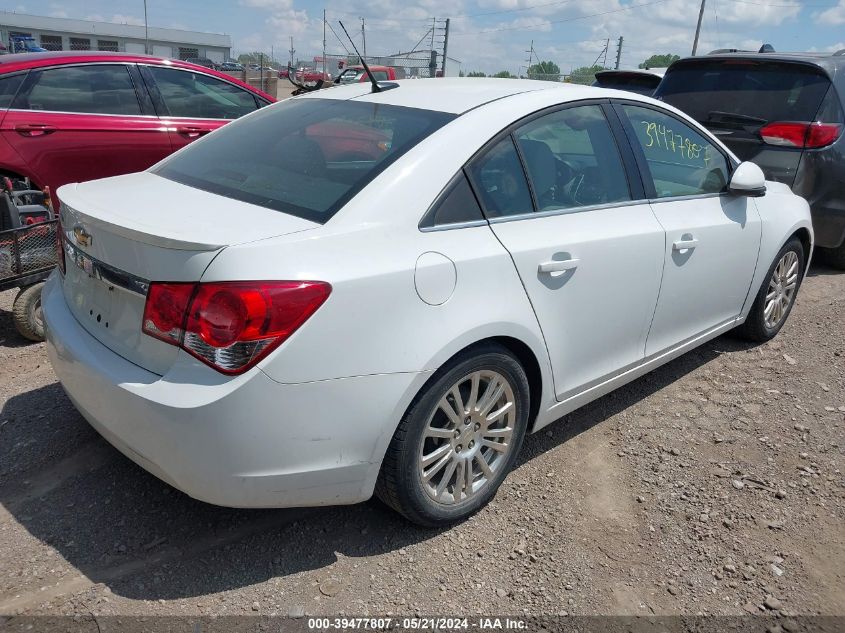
[42,272,422,508]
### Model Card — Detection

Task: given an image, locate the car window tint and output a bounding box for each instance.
[15,65,141,115]
[655,61,831,126]
[621,105,730,198]
[468,136,533,218]
[149,67,258,119]
[0,73,25,109]
[421,172,485,227]
[515,105,631,211]
[154,98,454,223]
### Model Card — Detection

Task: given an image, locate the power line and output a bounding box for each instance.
[451,0,671,37]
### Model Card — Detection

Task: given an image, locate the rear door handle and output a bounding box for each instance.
[176,126,211,138]
[672,237,699,251]
[15,123,56,137]
[538,258,580,274]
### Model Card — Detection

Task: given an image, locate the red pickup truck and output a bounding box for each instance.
[338,65,399,83]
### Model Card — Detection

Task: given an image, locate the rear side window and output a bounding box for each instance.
[420,172,484,228]
[154,98,455,223]
[13,65,141,115]
[656,61,832,127]
[148,67,259,119]
[0,73,25,109]
[620,104,730,198]
[514,105,631,210]
[468,136,534,218]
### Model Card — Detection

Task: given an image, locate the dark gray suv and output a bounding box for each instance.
[655,50,845,268]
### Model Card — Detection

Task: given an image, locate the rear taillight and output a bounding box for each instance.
[56,220,65,275]
[142,280,331,374]
[759,122,842,149]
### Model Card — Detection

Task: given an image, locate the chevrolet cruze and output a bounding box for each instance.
[44,79,813,526]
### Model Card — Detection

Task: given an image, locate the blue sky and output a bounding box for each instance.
[7,0,845,73]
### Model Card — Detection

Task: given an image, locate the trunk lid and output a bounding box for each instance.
[57,172,319,375]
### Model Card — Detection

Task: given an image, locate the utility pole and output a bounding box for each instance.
[440,18,449,76]
[288,36,295,67]
[603,38,610,67]
[361,17,366,59]
[525,40,534,78]
[615,36,623,69]
[430,17,436,52]
[692,0,706,55]
[322,9,327,77]
[143,0,149,54]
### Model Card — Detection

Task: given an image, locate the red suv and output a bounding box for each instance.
[0,51,274,198]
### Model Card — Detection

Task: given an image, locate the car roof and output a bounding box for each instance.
[295,78,604,114]
[0,50,208,73]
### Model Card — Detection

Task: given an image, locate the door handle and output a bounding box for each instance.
[176,126,211,138]
[538,258,580,274]
[15,123,56,137]
[672,237,699,251]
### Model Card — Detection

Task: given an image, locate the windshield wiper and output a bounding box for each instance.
[707,110,768,126]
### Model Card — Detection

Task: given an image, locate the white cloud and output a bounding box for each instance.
[815,0,845,25]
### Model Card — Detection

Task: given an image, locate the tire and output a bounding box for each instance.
[12,282,45,342]
[735,238,804,342]
[818,244,845,270]
[376,343,530,527]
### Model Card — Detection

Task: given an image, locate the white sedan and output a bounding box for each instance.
[44,79,812,526]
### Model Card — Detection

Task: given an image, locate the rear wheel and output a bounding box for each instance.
[376,343,530,526]
[736,238,804,342]
[818,244,845,270]
[12,282,45,342]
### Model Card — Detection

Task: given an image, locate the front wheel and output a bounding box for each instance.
[12,282,45,342]
[376,343,530,527]
[735,238,804,342]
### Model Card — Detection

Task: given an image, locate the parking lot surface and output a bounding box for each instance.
[0,264,843,618]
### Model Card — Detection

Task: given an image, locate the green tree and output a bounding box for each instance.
[527,60,560,81]
[493,70,516,78]
[567,64,604,85]
[638,54,680,69]
[459,70,466,77]
[466,71,487,77]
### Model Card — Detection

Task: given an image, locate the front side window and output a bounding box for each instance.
[514,105,631,211]
[154,98,455,223]
[149,67,258,119]
[620,104,730,198]
[13,65,141,115]
[468,136,533,218]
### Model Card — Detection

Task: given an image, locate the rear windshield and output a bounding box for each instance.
[154,98,455,223]
[655,60,832,126]
[593,73,660,95]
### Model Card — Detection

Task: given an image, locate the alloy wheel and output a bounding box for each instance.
[764,250,799,329]
[418,370,516,504]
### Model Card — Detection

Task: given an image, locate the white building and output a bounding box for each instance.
[0,12,231,62]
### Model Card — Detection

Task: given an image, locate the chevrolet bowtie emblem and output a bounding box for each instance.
[72,224,92,248]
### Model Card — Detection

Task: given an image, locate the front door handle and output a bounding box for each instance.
[15,123,56,137]
[538,258,580,274]
[176,126,211,138]
[672,237,699,251]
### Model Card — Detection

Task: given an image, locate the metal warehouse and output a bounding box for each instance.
[0,12,231,62]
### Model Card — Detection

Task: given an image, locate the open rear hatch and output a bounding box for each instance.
[58,172,319,375]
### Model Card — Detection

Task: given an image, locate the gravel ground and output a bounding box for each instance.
[0,263,843,619]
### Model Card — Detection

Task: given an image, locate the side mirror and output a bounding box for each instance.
[729,161,767,197]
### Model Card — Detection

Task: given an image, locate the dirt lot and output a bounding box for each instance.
[0,264,843,619]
